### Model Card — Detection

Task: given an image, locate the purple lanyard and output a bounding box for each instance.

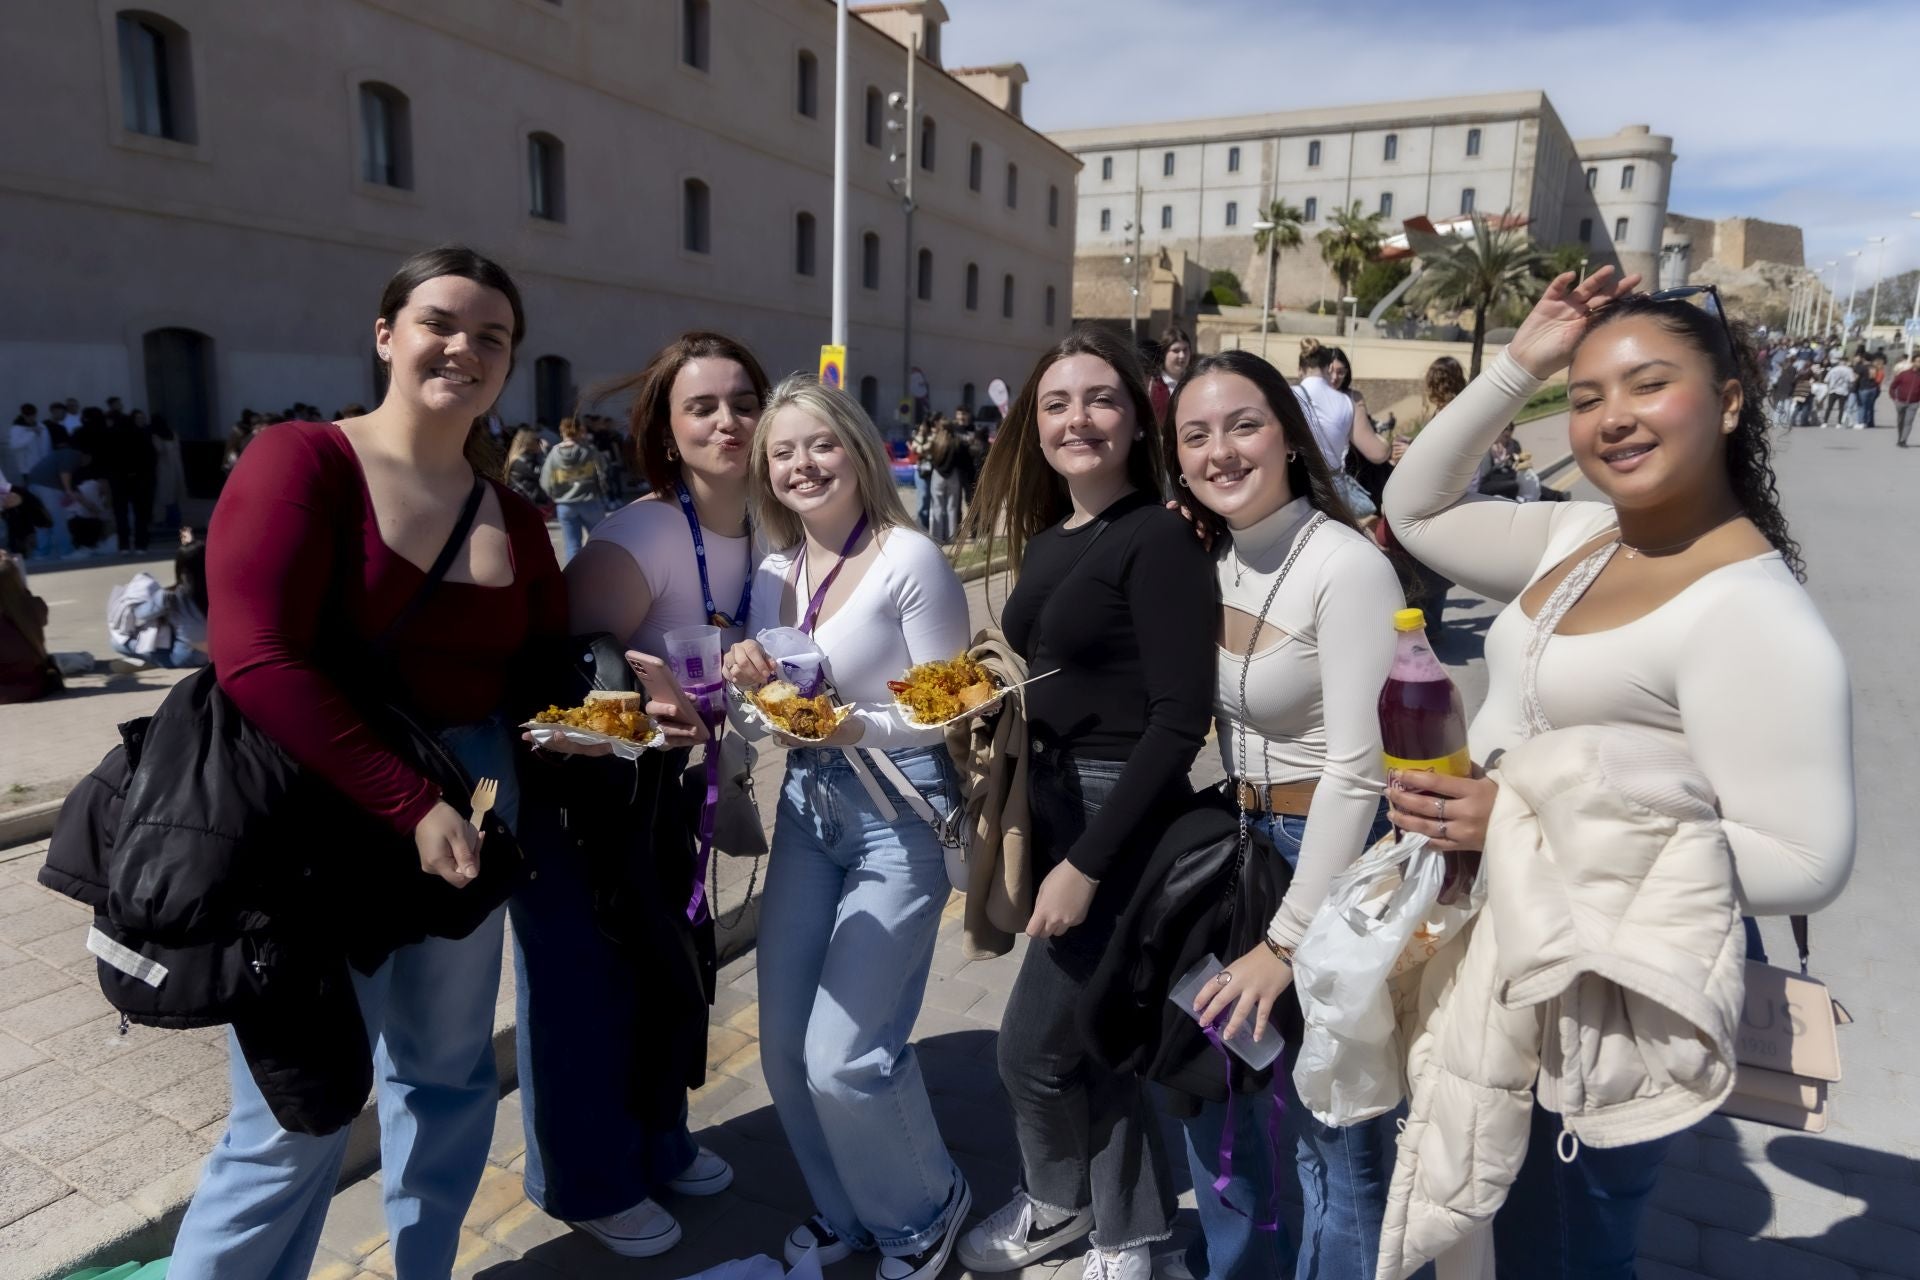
[1203,1028,1287,1232]
[672,480,752,628]
[790,515,869,636]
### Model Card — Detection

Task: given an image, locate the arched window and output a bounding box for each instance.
[528,132,564,221]
[682,0,709,69]
[796,50,818,118]
[534,356,572,429]
[1614,216,1630,241]
[1101,156,1113,181]
[117,11,195,142]
[1227,145,1241,172]
[1383,133,1398,162]
[1044,285,1056,327]
[1303,196,1318,221]
[684,179,711,253]
[919,116,936,171]
[859,376,879,417]
[1001,273,1015,319]
[865,87,883,147]
[1307,139,1322,167]
[1005,163,1018,208]
[359,82,411,188]
[968,142,982,193]
[1378,191,1392,218]
[916,248,933,301]
[1459,187,1476,215]
[1225,201,1238,227]
[962,382,976,410]
[794,211,817,276]
[862,231,881,290]
[964,263,979,311]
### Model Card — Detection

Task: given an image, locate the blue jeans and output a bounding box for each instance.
[554,500,601,562]
[914,471,932,529]
[1854,387,1878,427]
[168,720,516,1280]
[1179,801,1422,1280]
[111,632,206,669]
[757,745,967,1255]
[1492,1100,1675,1278]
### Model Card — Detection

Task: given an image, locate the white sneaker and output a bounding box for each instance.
[957,1191,1094,1272]
[876,1181,970,1280]
[666,1147,734,1197]
[573,1198,682,1257]
[1151,1245,1200,1280]
[1083,1244,1152,1280]
[786,1214,859,1267]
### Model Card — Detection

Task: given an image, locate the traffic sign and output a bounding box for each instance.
[818,344,846,389]
[987,378,1011,413]
[1905,318,1920,337]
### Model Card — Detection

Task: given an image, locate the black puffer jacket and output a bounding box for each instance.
[41,665,523,1134]
[1079,785,1297,1105]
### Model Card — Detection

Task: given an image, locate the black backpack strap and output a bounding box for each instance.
[372,475,487,652]
[1791,914,1810,976]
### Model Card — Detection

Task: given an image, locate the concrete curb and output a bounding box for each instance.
[0,800,63,848]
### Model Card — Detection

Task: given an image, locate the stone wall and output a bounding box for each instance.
[1716,218,1805,270]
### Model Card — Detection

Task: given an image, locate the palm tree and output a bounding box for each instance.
[1416,212,1547,376]
[1250,200,1304,315]
[1316,202,1385,335]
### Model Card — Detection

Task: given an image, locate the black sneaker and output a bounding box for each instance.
[878,1181,972,1280]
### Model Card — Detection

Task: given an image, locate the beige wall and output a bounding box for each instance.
[0,0,1077,458]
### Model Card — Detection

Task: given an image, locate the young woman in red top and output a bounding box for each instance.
[169,246,568,1280]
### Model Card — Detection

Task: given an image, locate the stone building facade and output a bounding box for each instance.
[1050,93,1672,323]
[0,0,1077,491]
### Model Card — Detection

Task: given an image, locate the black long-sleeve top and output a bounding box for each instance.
[1002,490,1215,881]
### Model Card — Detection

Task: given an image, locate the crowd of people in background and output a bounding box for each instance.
[1764,336,1916,438]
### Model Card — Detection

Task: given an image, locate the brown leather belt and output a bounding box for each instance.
[1234,778,1317,816]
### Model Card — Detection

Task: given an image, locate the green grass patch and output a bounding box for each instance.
[1514,382,1569,424]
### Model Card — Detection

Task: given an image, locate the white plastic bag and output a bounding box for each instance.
[1291,831,1483,1127]
[756,626,831,696]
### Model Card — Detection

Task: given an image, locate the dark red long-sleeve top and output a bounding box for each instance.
[207,421,567,834]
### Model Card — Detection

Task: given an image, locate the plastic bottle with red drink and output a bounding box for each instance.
[1379,607,1480,904]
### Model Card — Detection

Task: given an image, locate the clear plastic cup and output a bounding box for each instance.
[1168,954,1284,1070]
[664,624,723,695]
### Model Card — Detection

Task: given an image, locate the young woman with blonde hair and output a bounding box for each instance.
[722,377,973,1280]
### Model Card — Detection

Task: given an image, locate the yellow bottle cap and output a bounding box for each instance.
[1394,608,1427,632]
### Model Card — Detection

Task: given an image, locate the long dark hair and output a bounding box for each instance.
[961,325,1168,575]
[375,244,525,479]
[1162,349,1360,549]
[591,332,770,495]
[1577,294,1804,580]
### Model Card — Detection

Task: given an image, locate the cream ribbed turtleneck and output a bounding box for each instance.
[1216,495,1406,948]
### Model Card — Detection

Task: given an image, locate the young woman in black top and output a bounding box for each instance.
[955,328,1214,1280]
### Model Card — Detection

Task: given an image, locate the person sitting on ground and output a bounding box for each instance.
[106,533,211,669]
[0,551,60,702]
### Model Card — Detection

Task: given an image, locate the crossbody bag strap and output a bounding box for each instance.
[372,475,488,652]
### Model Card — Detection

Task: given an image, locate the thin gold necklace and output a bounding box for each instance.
[1616,511,1744,559]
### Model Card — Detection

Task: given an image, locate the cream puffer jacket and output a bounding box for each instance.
[1376,725,1745,1280]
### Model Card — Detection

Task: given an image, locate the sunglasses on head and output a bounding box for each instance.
[1646,284,1738,360]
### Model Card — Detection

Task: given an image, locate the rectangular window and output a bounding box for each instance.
[1049,184,1059,228]
[683,180,710,254]
[1621,164,1636,191]
[1045,285,1056,327]
[1615,216,1629,241]
[865,88,882,147]
[359,84,411,189]
[1303,196,1318,221]
[1100,208,1112,232]
[969,143,982,192]
[1460,187,1475,214]
[1006,163,1018,208]
[1002,274,1015,319]
[1227,145,1240,172]
[1307,139,1321,167]
[1160,204,1172,229]
[862,232,880,289]
[794,212,816,276]
[682,0,709,70]
[1101,156,1113,181]
[1585,166,1598,190]
[118,16,181,140]
[1466,127,1482,157]
[1383,133,1398,162]
[528,134,564,221]
[1225,201,1238,227]
[1163,151,1175,177]
[1579,217,1593,244]
[796,51,818,118]
[965,263,979,311]
[1378,191,1392,218]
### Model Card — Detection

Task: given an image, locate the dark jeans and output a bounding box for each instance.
[1492,1101,1676,1279]
[109,472,153,552]
[997,749,1176,1250]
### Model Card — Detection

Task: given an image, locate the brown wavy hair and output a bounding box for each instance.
[960,325,1168,577]
[1423,356,1466,409]
[590,332,770,494]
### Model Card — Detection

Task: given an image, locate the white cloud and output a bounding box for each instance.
[937,0,1920,281]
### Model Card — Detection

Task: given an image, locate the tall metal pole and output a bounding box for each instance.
[1865,236,1888,343]
[1843,251,1862,337]
[1128,179,1142,341]
[1822,262,1837,337]
[1908,213,1920,356]
[898,34,917,421]
[829,0,848,348]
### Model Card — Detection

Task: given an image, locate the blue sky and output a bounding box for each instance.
[939,0,1920,291]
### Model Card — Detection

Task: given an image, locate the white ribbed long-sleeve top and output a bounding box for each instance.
[1217,496,1406,948]
[1382,351,1855,916]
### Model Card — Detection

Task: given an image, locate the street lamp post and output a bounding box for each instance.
[1252,218,1276,361]
[1843,250,1862,338]
[1822,260,1838,337]
[829,0,848,350]
[1126,183,1143,341]
[886,36,918,425]
[1908,212,1920,355]
[1865,235,1889,345]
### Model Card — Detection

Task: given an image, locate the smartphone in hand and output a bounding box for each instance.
[625,651,712,746]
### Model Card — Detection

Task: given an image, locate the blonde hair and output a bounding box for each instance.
[750,374,913,549]
[506,428,542,467]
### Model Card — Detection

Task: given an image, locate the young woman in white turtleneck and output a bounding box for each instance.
[1170,350,1416,1280]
